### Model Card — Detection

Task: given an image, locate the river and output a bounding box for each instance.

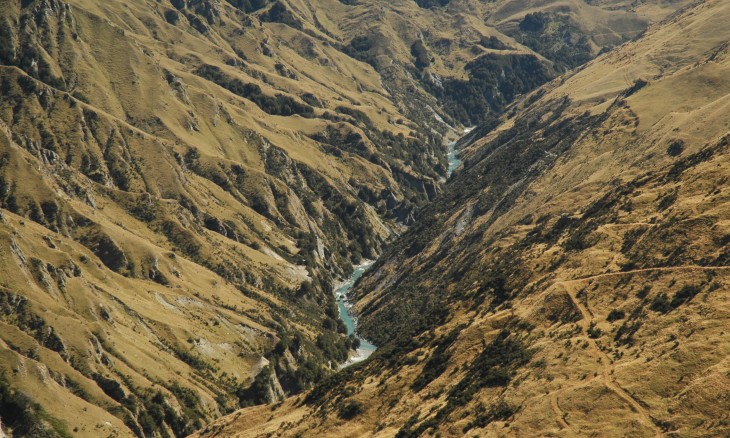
[446,126,473,177]
[446,140,462,177]
[335,260,377,366]
[335,128,470,366]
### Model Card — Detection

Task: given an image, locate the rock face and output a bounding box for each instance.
[191,1,730,437]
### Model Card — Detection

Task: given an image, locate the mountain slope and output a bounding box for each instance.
[0,0,693,436]
[196,0,730,436]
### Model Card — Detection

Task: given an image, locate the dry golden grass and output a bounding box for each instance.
[197,1,730,436]
[0,0,699,435]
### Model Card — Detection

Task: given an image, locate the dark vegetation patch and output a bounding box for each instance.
[506,12,594,72]
[78,230,129,274]
[0,372,72,438]
[447,330,533,405]
[410,326,463,392]
[0,6,70,90]
[414,0,451,9]
[396,328,532,436]
[410,40,431,70]
[342,35,379,69]
[114,373,205,437]
[259,1,302,30]
[225,0,271,13]
[479,36,510,50]
[304,362,361,405]
[0,289,68,359]
[651,284,704,314]
[667,139,684,156]
[665,135,728,182]
[670,284,701,308]
[236,366,276,405]
[463,400,518,432]
[339,399,365,419]
[424,53,553,126]
[195,65,314,116]
[544,291,582,324]
[606,309,625,322]
[649,292,672,313]
[624,78,648,97]
[358,279,450,346]
[615,299,648,347]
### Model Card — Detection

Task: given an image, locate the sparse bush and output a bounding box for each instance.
[649,293,671,313]
[606,309,625,322]
[636,285,651,299]
[463,400,517,432]
[667,140,684,156]
[339,399,365,419]
[587,321,602,338]
[410,40,431,69]
[260,1,302,30]
[670,284,702,308]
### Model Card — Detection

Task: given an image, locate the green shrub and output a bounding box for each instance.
[339,399,365,419]
[195,65,313,116]
[606,309,625,322]
[670,284,702,308]
[667,140,684,156]
[463,400,517,432]
[649,293,671,313]
[410,40,431,69]
[260,1,302,30]
[424,53,553,125]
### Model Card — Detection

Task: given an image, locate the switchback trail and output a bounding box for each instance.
[556,280,665,438]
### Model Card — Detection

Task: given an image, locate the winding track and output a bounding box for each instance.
[546,265,730,435]
[551,277,667,437]
[550,387,574,434]
[564,265,729,284]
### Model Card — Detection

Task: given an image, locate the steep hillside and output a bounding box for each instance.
[333,0,669,126]
[0,0,692,436]
[197,0,730,436]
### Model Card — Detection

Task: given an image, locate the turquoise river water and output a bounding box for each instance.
[336,133,465,365]
[335,261,377,365]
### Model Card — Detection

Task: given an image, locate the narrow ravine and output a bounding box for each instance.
[447,126,473,177]
[335,260,377,366]
[336,128,470,367]
[446,140,462,177]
